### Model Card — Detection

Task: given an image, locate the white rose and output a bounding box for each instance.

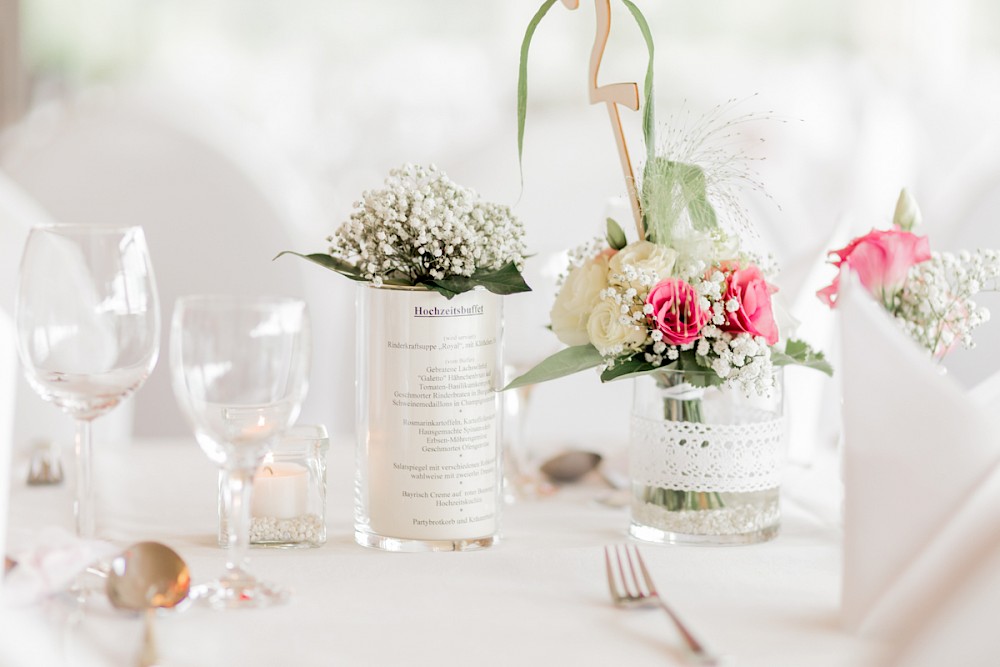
[586,299,646,355]
[609,240,677,283]
[550,254,610,346]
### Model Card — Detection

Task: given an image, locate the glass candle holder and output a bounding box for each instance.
[219,424,330,549]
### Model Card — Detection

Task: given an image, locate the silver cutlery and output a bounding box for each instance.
[604,544,728,665]
[26,438,64,485]
[107,542,191,667]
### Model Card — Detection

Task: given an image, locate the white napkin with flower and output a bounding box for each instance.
[1,527,117,607]
[838,271,1000,647]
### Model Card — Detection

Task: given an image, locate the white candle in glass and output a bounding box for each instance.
[252,462,309,519]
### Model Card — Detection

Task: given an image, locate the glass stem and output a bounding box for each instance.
[74,419,95,539]
[222,466,254,579]
[511,384,535,478]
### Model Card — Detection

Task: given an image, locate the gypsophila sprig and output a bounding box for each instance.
[894,249,1000,358]
[278,164,530,299]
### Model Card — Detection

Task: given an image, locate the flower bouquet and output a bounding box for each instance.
[279,163,530,298]
[818,188,999,359]
[508,114,831,543]
[514,2,831,543]
[280,164,530,551]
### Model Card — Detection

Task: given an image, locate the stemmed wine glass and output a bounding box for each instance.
[15,224,160,539]
[502,250,567,499]
[170,295,310,609]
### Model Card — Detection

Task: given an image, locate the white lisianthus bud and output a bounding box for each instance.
[609,240,677,284]
[550,254,611,346]
[585,299,647,355]
[893,188,922,232]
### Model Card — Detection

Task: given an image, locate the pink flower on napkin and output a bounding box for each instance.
[646,278,710,345]
[722,265,780,345]
[817,227,930,307]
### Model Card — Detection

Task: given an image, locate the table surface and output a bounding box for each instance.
[2,438,888,667]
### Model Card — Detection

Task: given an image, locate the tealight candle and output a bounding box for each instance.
[219,424,329,548]
[251,462,309,519]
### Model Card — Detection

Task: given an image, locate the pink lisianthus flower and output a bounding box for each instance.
[646,278,710,345]
[817,227,930,307]
[722,265,780,346]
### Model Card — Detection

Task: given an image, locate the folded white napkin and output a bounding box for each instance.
[838,272,1000,646]
[889,480,1000,666]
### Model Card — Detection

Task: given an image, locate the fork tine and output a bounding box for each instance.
[631,545,659,596]
[604,546,622,603]
[623,544,648,597]
[616,544,639,598]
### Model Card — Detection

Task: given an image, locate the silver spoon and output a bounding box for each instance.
[539,450,603,483]
[106,542,191,667]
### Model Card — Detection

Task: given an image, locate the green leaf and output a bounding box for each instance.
[505,344,604,390]
[423,282,462,299]
[517,0,559,185]
[674,350,726,386]
[274,251,366,281]
[600,350,728,386]
[606,217,627,250]
[687,193,718,230]
[600,357,660,382]
[621,0,655,164]
[471,263,533,295]
[691,351,715,370]
[681,368,726,388]
[642,159,719,244]
[772,338,834,376]
[424,262,532,300]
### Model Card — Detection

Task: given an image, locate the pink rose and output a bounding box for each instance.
[817,227,930,307]
[646,278,710,346]
[722,265,779,346]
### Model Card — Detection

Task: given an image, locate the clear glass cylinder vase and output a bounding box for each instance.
[354,284,504,552]
[628,369,785,545]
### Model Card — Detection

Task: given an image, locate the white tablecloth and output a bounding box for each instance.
[2,438,887,667]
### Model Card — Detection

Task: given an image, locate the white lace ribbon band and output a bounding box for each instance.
[629,410,785,493]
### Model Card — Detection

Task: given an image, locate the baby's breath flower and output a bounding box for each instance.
[894,249,1000,358]
[329,164,526,285]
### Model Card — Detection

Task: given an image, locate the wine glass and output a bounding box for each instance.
[15,224,160,539]
[170,295,310,609]
[502,250,567,499]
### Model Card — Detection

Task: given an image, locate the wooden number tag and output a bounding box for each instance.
[562,0,643,238]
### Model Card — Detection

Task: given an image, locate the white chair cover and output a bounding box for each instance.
[0,90,351,439]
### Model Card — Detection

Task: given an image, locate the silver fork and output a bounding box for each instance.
[604,544,727,666]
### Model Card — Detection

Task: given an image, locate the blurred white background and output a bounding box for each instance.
[2,0,999,456]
